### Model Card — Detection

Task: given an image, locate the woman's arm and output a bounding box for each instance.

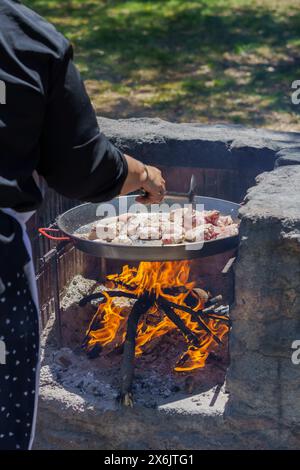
[121,155,166,204]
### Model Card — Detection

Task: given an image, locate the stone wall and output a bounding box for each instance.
[225,166,300,448]
[98,118,287,202]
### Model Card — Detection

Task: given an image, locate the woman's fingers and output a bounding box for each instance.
[142,166,166,203]
[135,194,164,205]
[120,156,166,204]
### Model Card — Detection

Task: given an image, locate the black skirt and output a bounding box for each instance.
[0,212,39,450]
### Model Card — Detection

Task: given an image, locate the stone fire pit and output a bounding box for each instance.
[34,119,300,450]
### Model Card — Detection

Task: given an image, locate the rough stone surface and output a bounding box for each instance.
[35,352,284,450]
[98,117,300,168]
[96,118,300,204]
[34,381,232,450]
[275,147,300,167]
[225,166,300,448]
[98,117,290,170]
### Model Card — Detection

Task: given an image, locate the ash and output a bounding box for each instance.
[41,275,229,409]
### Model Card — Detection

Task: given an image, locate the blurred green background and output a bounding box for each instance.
[25,0,300,130]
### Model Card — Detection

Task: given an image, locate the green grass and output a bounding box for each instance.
[24,0,300,130]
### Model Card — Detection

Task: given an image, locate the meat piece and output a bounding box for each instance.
[170,207,204,230]
[147,213,163,224]
[185,227,196,242]
[185,210,204,230]
[209,226,223,237]
[204,224,218,240]
[220,224,239,237]
[87,226,97,240]
[217,215,234,227]
[185,224,217,242]
[137,224,161,240]
[124,217,142,237]
[162,229,185,245]
[96,220,118,241]
[204,210,220,225]
[120,212,150,237]
[170,207,191,223]
[111,235,133,245]
[160,220,181,235]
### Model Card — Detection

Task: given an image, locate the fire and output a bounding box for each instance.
[85,261,229,371]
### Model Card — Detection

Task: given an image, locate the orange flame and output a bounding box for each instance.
[85,261,229,371]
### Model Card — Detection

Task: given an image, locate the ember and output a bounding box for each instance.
[83,261,229,405]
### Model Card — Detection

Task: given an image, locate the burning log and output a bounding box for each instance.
[162,299,223,346]
[109,278,136,292]
[83,292,135,357]
[82,315,103,352]
[158,300,200,347]
[79,293,106,307]
[119,294,153,407]
[79,290,137,307]
[204,313,230,323]
[163,286,189,295]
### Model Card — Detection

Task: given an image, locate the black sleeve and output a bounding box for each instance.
[37,45,128,202]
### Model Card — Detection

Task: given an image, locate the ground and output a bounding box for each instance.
[25,0,300,131]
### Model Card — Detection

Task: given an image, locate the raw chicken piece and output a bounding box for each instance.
[185,210,204,230]
[204,210,220,225]
[203,224,218,240]
[124,218,141,237]
[87,226,97,240]
[221,224,239,237]
[162,228,185,244]
[170,207,204,230]
[137,224,161,240]
[217,215,234,227]
[209,226,223,237]
[111,235,133,245]
[185,224,217,242]
[160,218,181,233]
[96,220,118,241]
[184,227,197,242]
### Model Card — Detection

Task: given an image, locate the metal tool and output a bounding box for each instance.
[162,174,197,204]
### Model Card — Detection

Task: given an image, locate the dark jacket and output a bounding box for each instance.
[0,0,128,212]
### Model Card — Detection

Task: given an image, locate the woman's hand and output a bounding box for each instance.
[121,155,166,204]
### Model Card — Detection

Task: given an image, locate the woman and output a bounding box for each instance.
[0,0,165,450]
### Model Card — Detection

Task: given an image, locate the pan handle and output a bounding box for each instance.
[38,228,71,241]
